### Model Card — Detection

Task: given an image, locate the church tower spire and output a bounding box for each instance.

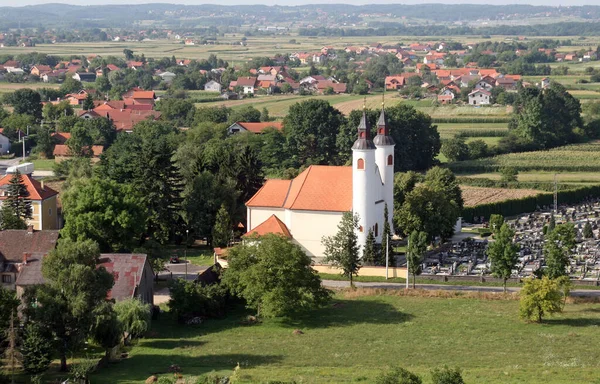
[374,93,396,233]
[352,98,376,150]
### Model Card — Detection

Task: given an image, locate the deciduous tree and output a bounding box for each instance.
[322,212,361,287]
[519,276,566,323]
[407,231,428,288]
[487,223,519,292]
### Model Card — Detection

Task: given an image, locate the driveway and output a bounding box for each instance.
[154,262,208,304]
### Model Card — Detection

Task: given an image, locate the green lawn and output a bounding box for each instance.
[21,158,56,171]
[91,292,600,384]
[165,245,215,266]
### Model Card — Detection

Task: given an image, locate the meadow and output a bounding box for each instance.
[90,290,600,384]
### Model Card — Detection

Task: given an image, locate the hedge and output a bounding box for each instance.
[461,184,600,222]
[432,117,511,124]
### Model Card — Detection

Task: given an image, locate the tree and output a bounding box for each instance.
[548,215,556,233]
[519,276,566,323]
[499,166,518,183]
[363,229,377,266]
[0,204,27,230]
[430,366,465,384]
[228,105,261,123]
[376,366,422,384]
[61,177,147,252]
[284,99,346,167]
[95,75,112,93]
[583,222,594,239]
[260,107,271,122]
[20,323,53,375]
[23,239,114,371]
[487,223,519,292]
[59,77,83,96]
[544,223,576,279]
[441,137,469,162]
[223,234,331,317]
[0,287,19,345]
[322,212,361,287]
[155,98,195,127]
[82,93,94,110]
[4,170,32,222]
[212,204,232,248]
[35,126,54,158]
[424,167,463,211]
[91,302,121,359]
[114,298,151,344]
[5,88,42,119]
[489,214,504,234]
[67,121,94,157]
[407,231,428,288]
[380,204,392,266]
[123,49,134,60]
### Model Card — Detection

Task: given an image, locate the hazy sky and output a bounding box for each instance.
[2,0,600,6]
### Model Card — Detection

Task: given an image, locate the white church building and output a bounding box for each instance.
[245,107,395,258]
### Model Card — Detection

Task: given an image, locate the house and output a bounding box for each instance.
[0,173,58,230]
[541,77,551,89]
[0,227,59,291]
[157,71,177,83]
[227,122,283,135]
[53,144,104,163]
[65,89,93,105]
[245,108,394,258]
[315,81,347,94]
[475,76,495,91]
[564,53,577,61]
[385,75,406,90]
[495,77,517,90]
[51,132,71,144]
[72,72,97,83]
[204,80,222,92]
[127,61,145,70]
[30,65,52,77]
[236,77,257,94]
[124,90,156,106]
[15,253,154,305]
[41,70,66,83]
[78,109,161,133]
[468,89,491,105]
[416,63,437,73]
[0,131,10,155]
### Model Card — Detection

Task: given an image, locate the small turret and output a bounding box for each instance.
[352,102,376,150]
[373,96,395,146]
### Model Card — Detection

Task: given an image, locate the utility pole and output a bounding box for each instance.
[185,229,189,280]
[554,173,558,214]
[405,237,410,289]
[385,234,389,280]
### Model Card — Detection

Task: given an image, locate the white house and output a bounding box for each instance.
[158,71,177,83]
[0,132,10,155]
[236,77,257,94]
[204,80,222,92]
[227,122,283,135]
[541,77,551,89]
[245,107,395,258]
[468,89,491,105]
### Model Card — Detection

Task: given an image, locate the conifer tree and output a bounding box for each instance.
[379,204,392,266]
[5,171,32,222]
[82,93,94,111]
[212,204,232,248]
[363,229,376,266]
[583,222,593,239]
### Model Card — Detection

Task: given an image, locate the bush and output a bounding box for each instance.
[430,366,465,384]
[376,366,422,384]
[168,277,228,322]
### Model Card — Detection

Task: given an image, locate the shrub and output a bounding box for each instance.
[430,366,465,384]
[169,278,228,322]
[376,366,422,384]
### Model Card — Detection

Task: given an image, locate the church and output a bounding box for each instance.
[245,105,395,258]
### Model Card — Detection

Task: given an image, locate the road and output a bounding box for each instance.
[0,158,19,174]
[154,262,207,304]
[322,280,600,297]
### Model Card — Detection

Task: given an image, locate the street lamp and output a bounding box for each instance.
[185,229,189,280]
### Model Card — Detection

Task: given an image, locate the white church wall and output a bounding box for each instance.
[290,210,344,257]
[247,207,285,230]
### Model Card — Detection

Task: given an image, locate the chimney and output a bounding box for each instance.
[27,225,34,234]
[41,180,45,190]
[23,252,30,264]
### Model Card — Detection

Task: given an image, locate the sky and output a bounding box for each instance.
[1,0,600,6]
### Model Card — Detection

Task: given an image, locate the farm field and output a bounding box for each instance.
[449,141,600,174]
[436,122,508,139]
[461,185,542,207]
[465,171,600,184]
[91,290,600,384]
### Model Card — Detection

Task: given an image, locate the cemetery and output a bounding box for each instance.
[420,199,600,285]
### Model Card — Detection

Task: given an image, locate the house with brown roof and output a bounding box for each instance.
[53,144,104,163]
[78,108,161,133]
[30,65,52,77]
[0,227,59,290]
[0,173,59,230]
[227,122,283,135]
[236,77,257,94]
[15,253,154,305]
[245,108,395,258]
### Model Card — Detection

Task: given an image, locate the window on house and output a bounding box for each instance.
[49,208,52,216]
[387,155,393,166]
[357,158,365,170]
[1,275,11,284]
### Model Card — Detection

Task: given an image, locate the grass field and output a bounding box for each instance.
[21,158,56,171]
[90,290,600,384]
[449,141,600,174]
[465,171,600,185]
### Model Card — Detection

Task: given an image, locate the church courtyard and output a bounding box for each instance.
[94,290,600,384]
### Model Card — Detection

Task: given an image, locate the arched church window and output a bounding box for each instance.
[359,225,364,233]
[357,158,365,170]
[387,154,393,166]
[375,223,379,237]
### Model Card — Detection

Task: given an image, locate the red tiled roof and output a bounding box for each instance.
[131,91,155,100]
[99,254,149,302]
[0,230,59,263]
[244,214,292,238]
[236,76,257,87]
[53,144,103,157]
[235,122,283,133]
[0,173,58,201]
[247,165,353,212]
[51,132,71,144]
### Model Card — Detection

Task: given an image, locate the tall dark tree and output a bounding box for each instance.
[212,204,232,248]
[284,99,346,167]
[82,93,94,111]
[407,230,428,288]
[5,88,42,119]
[363,229,377,266]
[380,204,392,266]
[5,171,32,222]
[544,223,576,279]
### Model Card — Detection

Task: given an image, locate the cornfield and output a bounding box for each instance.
[449,141,600,173]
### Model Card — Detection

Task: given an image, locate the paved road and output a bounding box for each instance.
[322,280,600,297]
[0,158,19,174]
[159,261,207,281]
